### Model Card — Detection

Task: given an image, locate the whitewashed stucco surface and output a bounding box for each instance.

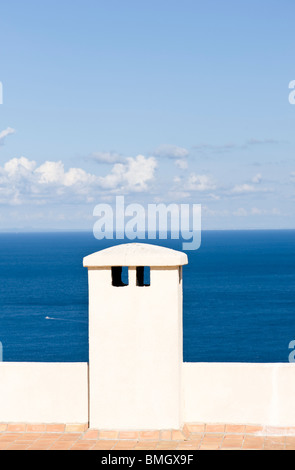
[0,362,88,423]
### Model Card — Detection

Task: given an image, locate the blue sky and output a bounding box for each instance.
[0,0,295,230]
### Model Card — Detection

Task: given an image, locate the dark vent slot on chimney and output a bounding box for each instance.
[112,266,128,286]
[136,266,150,287]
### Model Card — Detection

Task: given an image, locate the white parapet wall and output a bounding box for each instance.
[1,361,295,427]
[0,362,88,424]
[183,362,295,427]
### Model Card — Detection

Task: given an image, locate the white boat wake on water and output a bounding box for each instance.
[45,316,86,323]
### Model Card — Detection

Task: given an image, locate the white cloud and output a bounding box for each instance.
[229,181,273,196]
[228,177,272,196]
[35,161,65,184]
[0,154,157,205]
[233,208,248,216]
[208,193,220,200]
[153,144,189,169]
[175,159,188,169]
[0,157,99,205]
[202,206,230,217]
[154,144,189,159]
[251,207,263,215]
[187,173,216,191]
[193,138,279,154]
[98,155,157,192]
[4,156,36,176]
[193,142,236,153]
[246,138,279,146]
[230,184,257,194]
[173,176,182,183]
[89,151,124,164]
[251,207,281,216]
[252,173,262,184]
[0,127,15,144]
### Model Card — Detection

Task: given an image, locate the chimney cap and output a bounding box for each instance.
[83,242,188,267]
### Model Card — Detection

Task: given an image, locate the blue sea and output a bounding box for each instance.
[0,230,294,363]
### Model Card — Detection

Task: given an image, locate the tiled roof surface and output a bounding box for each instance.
[0,423,294,450]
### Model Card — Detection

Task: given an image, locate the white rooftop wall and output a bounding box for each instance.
[0,362,88,423]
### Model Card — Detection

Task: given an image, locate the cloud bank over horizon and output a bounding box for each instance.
[0,127,291,229]
[0,153,158,205]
